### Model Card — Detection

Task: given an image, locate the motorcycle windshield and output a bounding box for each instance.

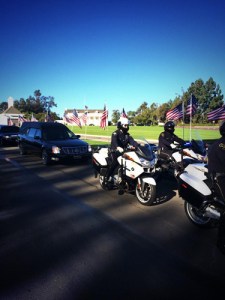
[136,139,156,161]
[190,131,207,156]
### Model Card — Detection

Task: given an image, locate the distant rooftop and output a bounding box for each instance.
[2,106,21,114]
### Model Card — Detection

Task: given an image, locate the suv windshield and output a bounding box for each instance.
[42,127,75,140]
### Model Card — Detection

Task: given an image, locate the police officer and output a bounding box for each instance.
[158,121,185,160]
[104,117,138,186]
[208,120,225,199]
[208,121,225,254]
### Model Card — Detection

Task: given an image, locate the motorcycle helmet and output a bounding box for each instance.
[164,121,175,133]
[117,117,130,133]
[219,120,225,137]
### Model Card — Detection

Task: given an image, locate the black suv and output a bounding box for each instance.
[0,125,19,146]
[18,122,92,165]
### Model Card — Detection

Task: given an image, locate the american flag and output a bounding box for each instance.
[121,108,128,118]
[100,105,108,129]
[45,111,53,122]
[70,109,82,128]
[166,103,183,121]
[186,94,198,116]
[207,105,225,121]
[8,117,14,126]
[81,111,88,125]
[18,115,28,124]
[31,113,38,122]
[63,112,72,124]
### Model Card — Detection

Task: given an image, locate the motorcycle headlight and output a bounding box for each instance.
[88,145,92,152]
[52,146,61,154]
[140,157,151,168]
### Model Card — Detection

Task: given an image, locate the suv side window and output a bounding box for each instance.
[35,129,42,139]
[27,128,37,138]
[23,127,30,135]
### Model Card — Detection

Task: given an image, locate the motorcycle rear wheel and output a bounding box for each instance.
[184,201,214,228]
[135,183,156,206]
[99,175,115,191]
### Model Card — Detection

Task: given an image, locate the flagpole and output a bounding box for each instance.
[106,101,108,132]
[189,94,192,142]
[84,122,87,139]
[182,100,185,140]
[181,88,185,140]
[86,105,88,139]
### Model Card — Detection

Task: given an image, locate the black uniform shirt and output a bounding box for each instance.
[158,131,185,152]
[110,129,138,151]
[208,136,225,174]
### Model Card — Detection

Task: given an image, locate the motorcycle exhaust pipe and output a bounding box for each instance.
[204,206,221,220]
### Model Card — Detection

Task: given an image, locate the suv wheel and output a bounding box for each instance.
[42,149,51,165]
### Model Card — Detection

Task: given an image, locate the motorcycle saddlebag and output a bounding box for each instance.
[178,177,210,209]
[92,152,108,173]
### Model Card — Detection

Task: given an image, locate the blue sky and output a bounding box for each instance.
[1,0,225,119]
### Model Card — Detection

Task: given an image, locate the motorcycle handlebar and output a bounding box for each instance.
[172,142,192,151]
[125,145,137,151]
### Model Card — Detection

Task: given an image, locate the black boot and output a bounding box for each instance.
[103,176,113,190]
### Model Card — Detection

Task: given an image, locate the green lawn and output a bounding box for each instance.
[86,140,109,147]
[69,124,220,144]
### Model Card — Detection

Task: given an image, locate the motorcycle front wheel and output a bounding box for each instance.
[184,201,215,228]
[135,183,156,206]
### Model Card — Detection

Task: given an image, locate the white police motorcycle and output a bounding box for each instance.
[174,140,225,229]
[92,139,158,206]
[156,137,207,179]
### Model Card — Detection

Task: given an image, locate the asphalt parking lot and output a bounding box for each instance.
[1,147,225,299]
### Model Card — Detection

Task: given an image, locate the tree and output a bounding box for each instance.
[136,102,148,115]
[127,110,136,124]
[148,103,161,125]
[14,90,59,121]
[14,98,26,112]
[132,102,149,125]
[160,77,224,124]
[158,102,171,122]
[0,101,8,113]
[111,110,120,124]
[186,77,224,123]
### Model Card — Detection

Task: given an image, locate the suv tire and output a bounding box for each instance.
[42,149,51,165]
[19,144,27,155]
